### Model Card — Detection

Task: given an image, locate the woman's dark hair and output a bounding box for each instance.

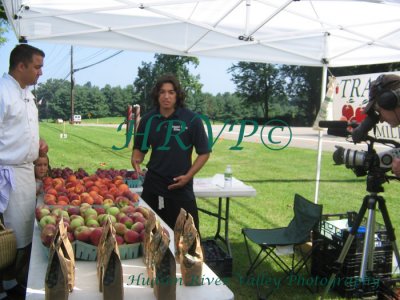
[151,74,186,108]
[9,44,45,71]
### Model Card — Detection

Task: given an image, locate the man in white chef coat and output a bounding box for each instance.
[0,44,48,300]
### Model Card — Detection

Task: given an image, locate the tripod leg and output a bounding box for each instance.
[360,196,377,279]
[322,196,369,299]
[377,196,400,274]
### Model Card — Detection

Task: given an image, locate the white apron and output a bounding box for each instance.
[3,163,36,248]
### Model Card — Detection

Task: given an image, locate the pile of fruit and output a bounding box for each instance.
[42,174,139,206]
[37,203,149,248]
[51,167,89,179]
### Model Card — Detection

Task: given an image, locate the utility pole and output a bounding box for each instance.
[70,45,75,124]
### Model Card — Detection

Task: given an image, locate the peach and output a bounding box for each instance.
[118,184,129,192]
[46,188,58,196]
[57,195,70,204]
[70,199,81,206]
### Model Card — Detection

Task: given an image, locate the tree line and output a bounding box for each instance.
[35,53,399,126]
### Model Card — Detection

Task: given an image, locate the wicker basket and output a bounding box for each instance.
[0,220,17,269]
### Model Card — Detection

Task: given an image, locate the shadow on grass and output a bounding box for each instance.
[215,240,337,300]
[241,178,364,184]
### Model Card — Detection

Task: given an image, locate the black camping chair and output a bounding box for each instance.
[242,194,323,298]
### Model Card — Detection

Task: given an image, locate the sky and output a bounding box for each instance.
[0,29,237,95]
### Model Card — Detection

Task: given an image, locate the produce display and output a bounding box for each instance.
[36,203,149,248]
[37,167,148,260]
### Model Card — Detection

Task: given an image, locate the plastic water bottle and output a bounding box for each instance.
[224,165,233,188]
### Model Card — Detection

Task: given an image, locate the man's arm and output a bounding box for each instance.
[131,149,146,173]
[168,153,210,190]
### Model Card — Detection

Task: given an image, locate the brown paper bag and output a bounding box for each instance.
[102,233,123,300]
[148,220,163,284]
[143,210,157,265]
[153,230,176,300]
[45,219,75,299]
[173,208,187,262]
[96,216,112,292]
[178,214,203,286]
[96,216,123,300]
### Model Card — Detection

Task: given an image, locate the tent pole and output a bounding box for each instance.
[314,64,328,204]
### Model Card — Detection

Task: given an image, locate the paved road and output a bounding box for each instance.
[209,124,391,153]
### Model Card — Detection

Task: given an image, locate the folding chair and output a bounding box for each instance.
[242,194,323,298]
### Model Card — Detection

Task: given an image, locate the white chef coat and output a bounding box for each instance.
[0,73,39,248]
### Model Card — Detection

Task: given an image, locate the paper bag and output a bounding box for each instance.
[178,214,203,286]
[173,208,187,262]
[153,229,176,300]
[96,216,123,300]
[143,210,157,265]
[45,219,75,299]
[148,220,163,284]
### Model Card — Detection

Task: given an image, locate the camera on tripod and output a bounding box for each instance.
[333,145,398,177]
[319,120,400,192]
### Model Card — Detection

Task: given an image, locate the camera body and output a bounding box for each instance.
[333,146,400,176]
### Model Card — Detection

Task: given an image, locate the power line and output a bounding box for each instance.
[64,50,124,77]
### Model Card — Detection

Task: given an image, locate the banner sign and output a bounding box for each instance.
[332,71,400,141]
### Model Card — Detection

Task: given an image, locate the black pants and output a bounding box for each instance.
[141,189,200,233]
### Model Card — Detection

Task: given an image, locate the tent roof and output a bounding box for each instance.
[3,0,400,67]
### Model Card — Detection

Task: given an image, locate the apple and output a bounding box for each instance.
[124,229,140,244]
[131,221,145,233]
[83,208,98,219]
[119,216,134,229]
[120,205,136,214]
[94,206,106,215]
[116,212,127,222]
[113,222,127,236]
[116,235,124,245]
[97,214,108,226]
[70,217,85,231]
[74,226,92,242]
[86,219,100,228]
[39,215,57,229]
[103,199,114,208]
[67,206,81,216]
[67,231,75,243]
[40,223,57,247]
[134,216,147,225]
[139,229,145,242]
[90,227,103,246]
[35,206,50,221]
[106,206,120,217]
[135,206,149,219]
[115,196,130,208]
[51,208,70,222]
[79,202,92,214]
[131,212,144,223]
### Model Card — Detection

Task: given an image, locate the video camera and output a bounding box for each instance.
[319,120,400,191]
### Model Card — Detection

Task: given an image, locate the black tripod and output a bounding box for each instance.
[322,170,400,298]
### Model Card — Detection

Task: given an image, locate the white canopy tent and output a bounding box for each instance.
[3,0,400,201]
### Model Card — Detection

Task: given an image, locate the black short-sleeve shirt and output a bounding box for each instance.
[134,107,211,197]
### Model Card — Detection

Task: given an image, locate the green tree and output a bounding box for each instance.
[75,83,109,118]
[102,85,132,116]
[0,4,9,45]
[280,65,323,125]
[133,54,202,113]
[228,62,285,119]
[36,79,71,120]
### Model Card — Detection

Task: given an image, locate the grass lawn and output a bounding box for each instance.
[40,121,400,300]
